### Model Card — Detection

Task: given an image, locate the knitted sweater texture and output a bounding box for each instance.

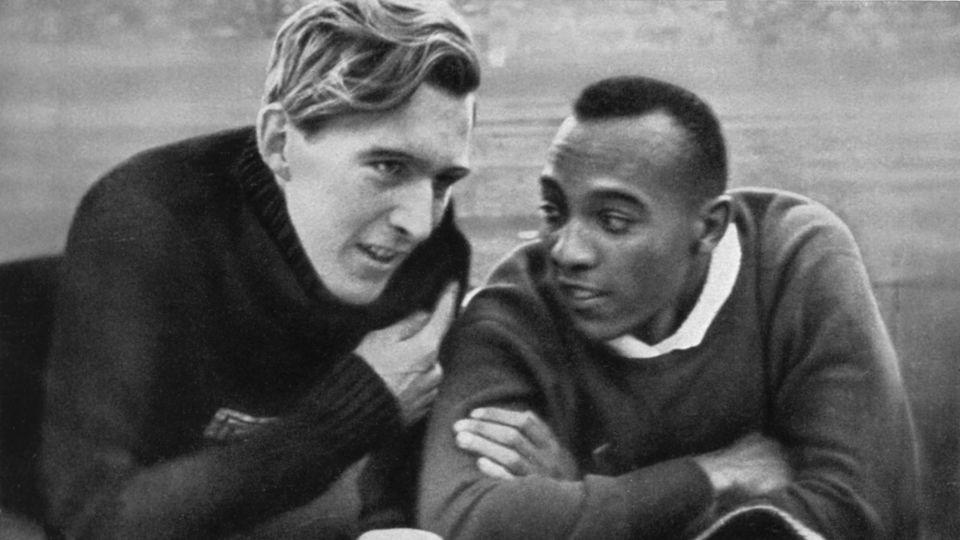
[42,127,469,539]
[419,188,917,539]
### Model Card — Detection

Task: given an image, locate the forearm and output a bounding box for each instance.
[45,357,403,539]
[420,456,713,539]
[692,363,918,540]
[757,374,916,539]
[757,228,920,538]
[422,312,718,538]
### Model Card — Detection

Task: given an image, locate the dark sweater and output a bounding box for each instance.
[418,188,918,539]
[41,127,470,539]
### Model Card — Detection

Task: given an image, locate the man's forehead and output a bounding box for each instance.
[323,85,473,165]
[546,113,688,176]
[348,86,473,133]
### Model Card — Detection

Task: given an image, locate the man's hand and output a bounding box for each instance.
[693,432,792,497]
[453,407,578,480]
[355,282,459,425]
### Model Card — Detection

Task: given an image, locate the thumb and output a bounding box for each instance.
[396,309,431,341]
[418,281,461,341]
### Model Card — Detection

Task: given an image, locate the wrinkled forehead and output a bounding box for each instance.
[544,113,689,181]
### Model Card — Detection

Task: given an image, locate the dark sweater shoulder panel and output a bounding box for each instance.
[430,187,917,539]
[463,242,551,330]
[85,127,253,227]
[44,124,475,537]
[730,188,861,270]
[455,242,572,374]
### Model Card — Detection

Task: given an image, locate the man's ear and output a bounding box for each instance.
[694,195,732,254]
[256,103,291,182]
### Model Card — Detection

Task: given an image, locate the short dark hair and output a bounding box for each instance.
[573,76,727,202]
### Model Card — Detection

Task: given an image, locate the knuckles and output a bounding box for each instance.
[504,454,523,470]
[505,430,524,447]
[519,411,539,432]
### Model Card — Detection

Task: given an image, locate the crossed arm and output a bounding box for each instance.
[418,221,918,539]
[454,408,790,497]
[417,316,791,540]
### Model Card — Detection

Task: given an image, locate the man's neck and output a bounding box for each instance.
[632,254,711,345]
[607,223,742,359]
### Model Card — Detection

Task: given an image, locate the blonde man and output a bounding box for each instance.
[41,1,479,537]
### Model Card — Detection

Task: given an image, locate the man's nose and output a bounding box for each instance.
[388,178,435,242]
[549,221,596,270]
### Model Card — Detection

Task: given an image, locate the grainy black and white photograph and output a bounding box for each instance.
[1,1,958,538]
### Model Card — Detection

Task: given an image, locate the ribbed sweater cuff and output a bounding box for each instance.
[183,355,406,534]
[602,456,715,535]
[301,353,404,451]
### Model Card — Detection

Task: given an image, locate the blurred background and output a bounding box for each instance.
[1,0,958,537]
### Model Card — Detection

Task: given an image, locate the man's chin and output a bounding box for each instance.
[567,313,630,344]
[326,280,389,306]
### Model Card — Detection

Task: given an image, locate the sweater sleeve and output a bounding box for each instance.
[42,179,403,539]
[417,315,714,539]
[755,205,919,539]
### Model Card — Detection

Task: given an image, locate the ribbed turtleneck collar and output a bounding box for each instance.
[235,131,394,334]
[231,128,465,335]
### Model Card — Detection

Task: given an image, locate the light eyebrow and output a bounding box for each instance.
[358,147,417,163]
[439,166,472,181]
[361,147,471,181]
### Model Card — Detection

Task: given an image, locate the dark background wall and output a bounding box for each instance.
[1,1,958,536]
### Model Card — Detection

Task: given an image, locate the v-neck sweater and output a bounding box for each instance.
[419,188,917,539]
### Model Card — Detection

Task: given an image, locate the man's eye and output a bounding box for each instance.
[433,175,461,196]
[432,184,453,203]
[371,160,407,178]
[598,211,632,234]
[538,202,564,229]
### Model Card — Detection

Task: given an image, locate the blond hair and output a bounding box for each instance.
[263,0,479,133]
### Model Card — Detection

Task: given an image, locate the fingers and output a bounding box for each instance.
[454,418,538,461]
[357,281,459,361]
[417,282,460,342]
[455,430,530,476]
[403,387,439,425]
[732,431,768,449]
[418,360,443,389]
[477,456,515,480]
[393,360,443,424]
[694,431,794,495]
[355,282,457,423]
[398,366,441,423]
[354,310,426,356]
[397,310,431,341]
[399,361,442,400]
[454,408,579,480]
[469,407,556,449]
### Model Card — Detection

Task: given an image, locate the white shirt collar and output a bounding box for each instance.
[606,225,741,359]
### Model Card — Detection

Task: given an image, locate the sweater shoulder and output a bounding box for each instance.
[460,242,558,340]
[81,126,255,220]
[730,187,843,228]
[729,187,860,270]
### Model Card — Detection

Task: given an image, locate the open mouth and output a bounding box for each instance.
[557,279,606,303]
[562,286,601,300]
[357,243,405,265]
